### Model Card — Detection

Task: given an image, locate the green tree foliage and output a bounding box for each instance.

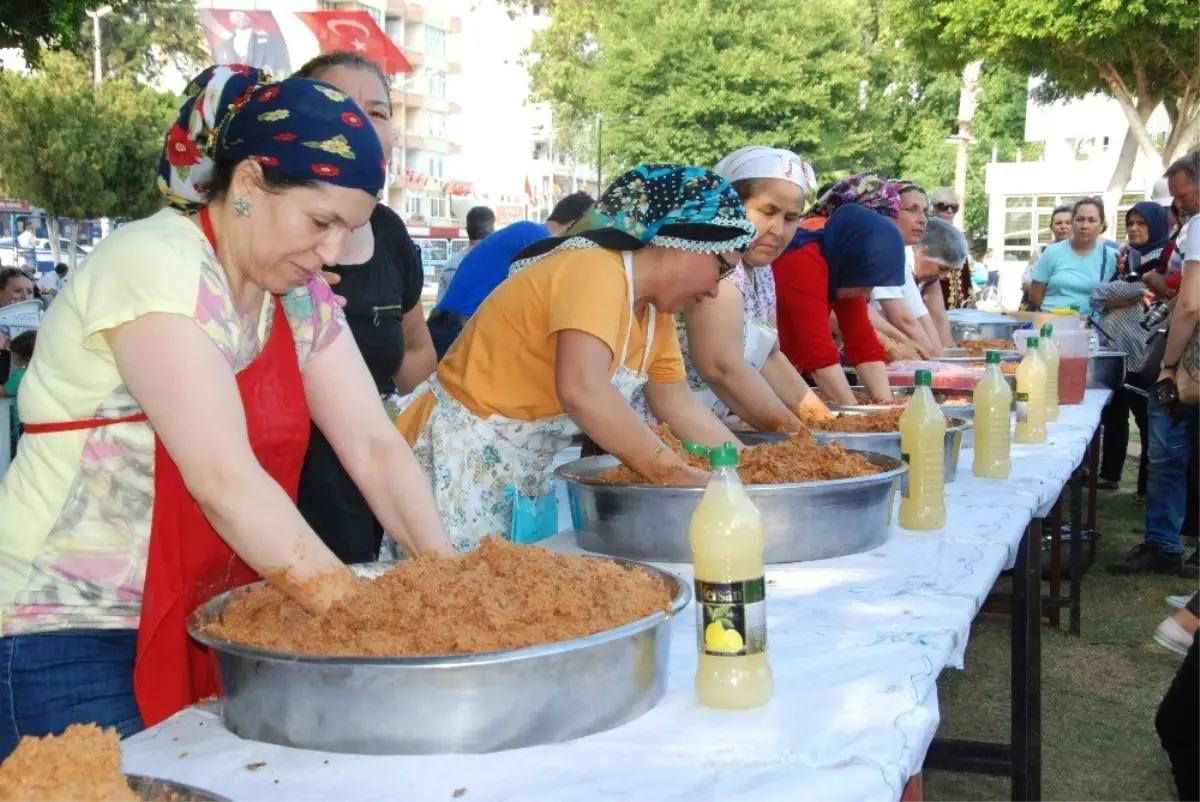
[884,0,1200,166]
[0,52,174,257]
[78,0,207,82]
[0,0,105,65]
[518,0,1034,244]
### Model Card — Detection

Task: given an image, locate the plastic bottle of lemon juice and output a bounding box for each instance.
[687,442,773,709]
[1015,337,1048,444]
[1038,323,1061,422]
[898,369,947,530]
[973,350,1013,479]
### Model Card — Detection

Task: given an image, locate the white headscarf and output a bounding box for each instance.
[712,146,817,194]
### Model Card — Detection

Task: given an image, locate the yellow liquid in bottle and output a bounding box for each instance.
[690,467,773,709]
[1038,337,1060,422]
[973,364,1013,479]
[898,385,947,530]
[1014,349,1048,444]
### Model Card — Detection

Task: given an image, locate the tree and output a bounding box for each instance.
[884,0,1200,187]
[524,0,873,178]
[0,52,175,262]
[78,0,207,82]
[0,0,106,66]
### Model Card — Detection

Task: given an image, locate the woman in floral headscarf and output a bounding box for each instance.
[390,165,756,553]
[0,65,451,755]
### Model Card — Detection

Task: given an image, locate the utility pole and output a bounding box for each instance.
[87,5,113,87]
[596,116,603,192]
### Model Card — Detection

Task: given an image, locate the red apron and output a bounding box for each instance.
[24,208,310,727]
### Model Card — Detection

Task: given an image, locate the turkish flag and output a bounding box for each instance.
[294,10,412,75]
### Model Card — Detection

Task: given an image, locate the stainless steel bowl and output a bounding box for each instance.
[935,347,1021,363]
[128,775,229,802]
[188,560,689,755]
[1087,350,1127,390]
[950,319,1026,342]
[557,452,903,565]
[831,386,979,421]
[742,414,970,483]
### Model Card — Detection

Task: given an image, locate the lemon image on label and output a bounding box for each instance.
[704,619,743,653]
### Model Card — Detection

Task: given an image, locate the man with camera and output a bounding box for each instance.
[1108,151,1200,579]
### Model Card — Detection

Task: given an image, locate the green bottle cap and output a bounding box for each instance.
[1027,336,1040,348]
[986,350,1002,364]
[708,442,739,469]
[1069,304,1081,312]
[1040,323,1053,337]
[681,441,708,457]
[914,369,932,387]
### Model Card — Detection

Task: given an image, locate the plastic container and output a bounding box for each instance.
[685,442,773,710]
[1038,324,1060,422]
[899,370,947,530]
[1014,338,1048,444]
[1014,328,1089,405]
[973,351,1012,479]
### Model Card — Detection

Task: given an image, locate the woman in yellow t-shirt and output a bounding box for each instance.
[0,65,450,756]
[391,165,757,553]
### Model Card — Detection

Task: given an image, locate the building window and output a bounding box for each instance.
[425,110,446,139]
[385,20,404,48]
[532,141,549,160]
[429,193,448,219]
[426,69,446,98]
[354,2,384,27]
[425,154,444,179]
[1003,191,1139,264]
[405,192,424,219]
[424,26,446,57]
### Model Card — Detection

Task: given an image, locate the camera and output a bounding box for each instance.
[1143,301,1171,332]
[1154,377,1181,408]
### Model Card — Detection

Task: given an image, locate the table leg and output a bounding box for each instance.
[1069,466,1084,636]
[1011,519,1043,801]
[1086,431,1100,533]
[1048,499,1062,629]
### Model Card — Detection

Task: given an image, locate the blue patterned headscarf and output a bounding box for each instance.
[510,164,756,272]
[157,64,386,212]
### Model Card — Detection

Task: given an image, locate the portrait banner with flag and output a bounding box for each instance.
[199,10,292,77]
[294,10,413,75]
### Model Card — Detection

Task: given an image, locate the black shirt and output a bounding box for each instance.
[324,204,424,395]
[297,204,424,564]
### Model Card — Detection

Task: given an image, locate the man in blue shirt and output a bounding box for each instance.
[427,193,593,359]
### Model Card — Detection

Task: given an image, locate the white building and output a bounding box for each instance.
[984,79,1173,272]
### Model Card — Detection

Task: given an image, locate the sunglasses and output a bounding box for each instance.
[716,252,741,279]
[934,203,960,213]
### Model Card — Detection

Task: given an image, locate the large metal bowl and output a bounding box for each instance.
[949,314,1026,342]
[557,451,903,565]
[830,386,979,421]
[742,414,970,483]
[1087,350,1127,390]
[188,560,689,756]
[934,347,1021,364]
[128,775,229,801]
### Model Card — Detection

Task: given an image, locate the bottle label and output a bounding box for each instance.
[1015,392,1029,423]
[695,578,767,657]
[900,452,911,498]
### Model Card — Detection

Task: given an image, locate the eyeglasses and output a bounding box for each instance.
[934,203,960,213]
[715,252,741,279]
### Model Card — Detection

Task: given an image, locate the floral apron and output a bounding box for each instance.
[383,251,655,555]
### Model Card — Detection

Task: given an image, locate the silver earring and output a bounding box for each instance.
[233,196,251,217]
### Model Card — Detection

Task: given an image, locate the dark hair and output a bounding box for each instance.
[0,268,31,289]
[206,156,318,201]
[548,192,594,225]
[54,262,68,275]
[897,182,925,197]
[1071,196,1106,226]
[465,206,496,241]
[8,330,35,362]
[294,52,392,112]
[1165,150,1199,186]
[1050,205,1072,221]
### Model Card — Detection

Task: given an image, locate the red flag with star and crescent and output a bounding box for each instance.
[294,10,412,75]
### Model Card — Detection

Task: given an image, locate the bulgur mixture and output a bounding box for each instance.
[200,537,672,657]
[0,724,137,802]
[588,425,881,485]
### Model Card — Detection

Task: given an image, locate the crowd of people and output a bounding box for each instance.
[0,52,1194,796]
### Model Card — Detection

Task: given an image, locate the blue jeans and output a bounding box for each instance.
[1145,397,1198,554]
[0,629,142,760]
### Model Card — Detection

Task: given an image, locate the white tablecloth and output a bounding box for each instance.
[122,390,1112,801]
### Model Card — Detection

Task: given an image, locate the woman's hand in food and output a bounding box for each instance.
[272,563,361,616]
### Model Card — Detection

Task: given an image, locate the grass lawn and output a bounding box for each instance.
[925,451,1195,801]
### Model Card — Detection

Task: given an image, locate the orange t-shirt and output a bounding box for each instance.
[396,247,685,443]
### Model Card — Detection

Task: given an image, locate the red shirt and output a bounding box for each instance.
[773,241,887,373]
